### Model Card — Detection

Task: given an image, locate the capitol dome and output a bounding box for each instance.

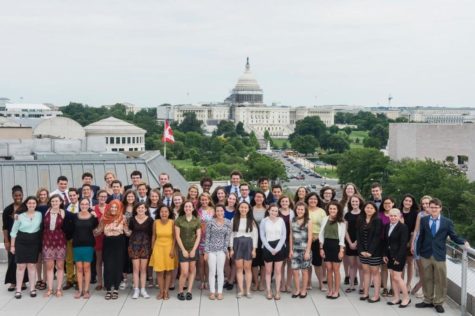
[226,58,264,105]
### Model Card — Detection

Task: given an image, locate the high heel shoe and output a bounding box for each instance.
[387,300,402,305]
[291,292,300,298]
[399,299,411,308]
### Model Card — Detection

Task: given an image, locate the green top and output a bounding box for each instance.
[10,212,42,238]
[175,215,201,251]
[323,220,339,240]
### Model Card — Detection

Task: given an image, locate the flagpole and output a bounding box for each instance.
[164,141,167,160]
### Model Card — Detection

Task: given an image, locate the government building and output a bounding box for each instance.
[156,58,334,138]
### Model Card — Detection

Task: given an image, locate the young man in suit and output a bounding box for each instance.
[107,180,123,202]
[224,170,242,198]
[51,175,70,206]
[258,177,274,205]
[80,172,100,199]
[416,198,470,313]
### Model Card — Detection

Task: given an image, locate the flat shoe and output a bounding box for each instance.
[368,297,380,303]
[291,292,300,298]
[299,292,307,298]
[399,299,411,308]
[359,296,369,301]
[387,300,402,305]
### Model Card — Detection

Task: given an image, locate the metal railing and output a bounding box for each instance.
[446,242,475,316]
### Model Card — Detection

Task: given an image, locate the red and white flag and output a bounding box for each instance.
[162,120,175,144]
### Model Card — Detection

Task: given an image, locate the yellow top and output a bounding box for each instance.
[309,207,326,239]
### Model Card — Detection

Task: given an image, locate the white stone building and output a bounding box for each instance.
[0,103,62,118]
[388,123,475,180]
[84,117,146,152]
[157,58,334,138]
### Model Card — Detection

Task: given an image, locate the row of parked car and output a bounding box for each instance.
[285,156,322,179]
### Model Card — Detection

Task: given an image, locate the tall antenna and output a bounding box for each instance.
[388,94,393,107]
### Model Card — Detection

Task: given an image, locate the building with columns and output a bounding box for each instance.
[157,58,334,138]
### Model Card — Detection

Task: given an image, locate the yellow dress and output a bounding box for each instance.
[149,220,177,272]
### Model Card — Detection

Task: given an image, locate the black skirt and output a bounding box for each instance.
[387,256,406,272]
[262,240,286,263]
[323,238,342,263]
[311,239,322,267]
[15,231,41,264]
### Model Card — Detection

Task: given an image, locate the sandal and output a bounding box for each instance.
[95,284,103,291]
[345,288,354,293]
[185,292,192,300]
[105,291,112,300]
[111,290,119,300]
[83,291,90,299]
[163,291,170,300]
[30,290,37,298]
[74,291,82,299]
[217,293,223,300]
[55,289,63,297]
[156,291,164,300]
[266,291,273,300]
[209,293,216,300]
[44,289,53,298]
[274,292,281,300]
[15,292,22,299]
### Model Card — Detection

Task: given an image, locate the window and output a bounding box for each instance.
[132,137,135,144]
[127,137,131,144]
[119,148,124,152]
[129,148,133,151]
[105,137,108,144]
[112,148,117,152]
[122,137,126,144]
[116,137,120,144]
[110,137,115,144]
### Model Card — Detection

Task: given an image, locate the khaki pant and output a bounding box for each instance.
[421,256,447,305]
[66,240,76,283]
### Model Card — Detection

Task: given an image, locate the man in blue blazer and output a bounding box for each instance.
[416,198,470,313]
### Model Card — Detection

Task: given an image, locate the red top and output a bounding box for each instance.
[94,205,106,251]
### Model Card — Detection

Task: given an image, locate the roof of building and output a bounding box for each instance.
[33,117,86,139]
[0,151,188,211]
[0,117,21,127]
[5,103,53,111]
[84,116,146,135]
[232,58,263,92]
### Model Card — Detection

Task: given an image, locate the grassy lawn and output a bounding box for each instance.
[272,138,288,149]
[315,165,338,179]
[170,159,196,169]
[349,130,368,149]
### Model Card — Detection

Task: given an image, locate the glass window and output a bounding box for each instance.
[105,137,108,144]
[122,137,126,144]
[127,137,131,144]
[110,137,115,144]
[133,137,135,144]
[116,137,120,144]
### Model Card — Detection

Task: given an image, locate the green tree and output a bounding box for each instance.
[289,116,327,143]
[177,112,203,134]
[322,134,350,153]
[329,125,339,134]
[291,135,319,155]
[281,141,289,150]
[368,124,389,148]
[337,148,390,194]
[363,136,382,149]
[244,153,287,181]
[236,122,247,136]
[215,121,236,137]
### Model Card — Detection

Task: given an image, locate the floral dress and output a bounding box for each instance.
[198,208,214,252]
[42,209,67,260]
[128,216,154,259]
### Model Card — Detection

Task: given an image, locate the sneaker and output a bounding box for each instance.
[381,288,389,297]
[132,288,140,299]
[344,276,350,285]
[140,288,150,299]
[388,289,394,297]
[119,280,127,290]
[354,278,358,285]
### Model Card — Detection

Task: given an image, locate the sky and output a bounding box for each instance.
[1,0,474,108]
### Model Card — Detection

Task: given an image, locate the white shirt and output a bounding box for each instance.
[259,217,287,253]
[388,223,397,236]
[67,203,79,214]
[50,189,70,204]
[240,196,251,203]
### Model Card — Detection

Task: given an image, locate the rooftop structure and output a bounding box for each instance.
[33,116,86,139]
[84,116,146,152]
[0,151,188,211]
[0,103,62,118]
[225,57,264,106]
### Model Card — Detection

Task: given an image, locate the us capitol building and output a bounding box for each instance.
[156,58,334,138]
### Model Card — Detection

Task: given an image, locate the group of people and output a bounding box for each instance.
[2,170,470,313]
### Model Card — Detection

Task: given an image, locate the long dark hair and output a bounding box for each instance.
[326,201,344,223]
[277,195,294,211]
[399,194,419,213]
[379,196,396,213]
[253,191,267,208]
[359,201,379,227]
[48,194,65,210]
[178,200,198,218]
[157,205,174,220]
[211,186,227,205]
[294,201,309,229]
[18,196,38,214]
[133,202,149,217]
[305,191,323,208]
[232,202,254,232]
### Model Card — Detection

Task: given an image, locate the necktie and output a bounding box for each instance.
[233,187,238,194]
[71,204,76,213]
[431,218,438,236]
[167,198,170,207]
[62,192,68,203]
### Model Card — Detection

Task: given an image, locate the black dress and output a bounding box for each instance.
[344,211,359,256]
[2,204,28,284]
